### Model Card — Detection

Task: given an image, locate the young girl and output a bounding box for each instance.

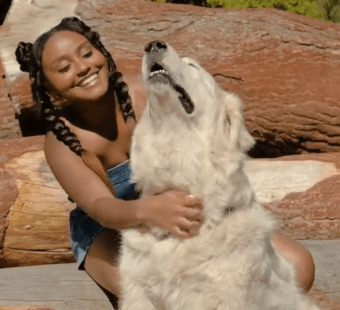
[15,16,315,304]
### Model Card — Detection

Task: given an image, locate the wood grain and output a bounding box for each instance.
[0,263,114,310]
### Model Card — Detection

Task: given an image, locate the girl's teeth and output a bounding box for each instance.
[80,74,97,86]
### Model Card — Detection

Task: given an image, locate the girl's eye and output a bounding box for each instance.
[83,51,92,58]
[58,65,70,73]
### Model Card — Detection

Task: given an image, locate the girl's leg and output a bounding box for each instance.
[272,231,315,293]
[84,228,121,297]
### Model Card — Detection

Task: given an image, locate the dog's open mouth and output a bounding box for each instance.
[149,63,195,114]
[150,63,169,79]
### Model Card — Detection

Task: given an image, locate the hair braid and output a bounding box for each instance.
[42,98,83,155]
[112,71,134,119]
[87,33,134,120]
[44,102,116,196]
[41,89,116,196]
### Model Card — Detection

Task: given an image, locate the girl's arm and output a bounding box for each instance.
[44,131,203,238]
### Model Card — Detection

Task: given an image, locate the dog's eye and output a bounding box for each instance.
[188,63,198,70]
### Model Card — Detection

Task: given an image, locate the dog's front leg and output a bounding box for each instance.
[119,239,161,310]
[119,284,159,310]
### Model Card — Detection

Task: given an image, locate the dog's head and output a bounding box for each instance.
[141,40,254,153]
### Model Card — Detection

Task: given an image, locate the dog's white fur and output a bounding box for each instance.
[119,42,320,310]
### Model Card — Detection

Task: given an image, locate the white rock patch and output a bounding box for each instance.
[245,160,339,203]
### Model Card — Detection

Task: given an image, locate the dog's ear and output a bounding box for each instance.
[216,91,255,153]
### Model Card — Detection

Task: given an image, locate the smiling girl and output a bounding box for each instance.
[15,17,315,306]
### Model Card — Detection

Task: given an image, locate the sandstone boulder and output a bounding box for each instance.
[1,0,340,155]
[77,0,340,157]
[246,153,340,240]
[0,136,76,268]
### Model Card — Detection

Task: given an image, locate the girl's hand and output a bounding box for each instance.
[138,190,204,239]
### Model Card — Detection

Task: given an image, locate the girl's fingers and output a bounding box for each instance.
[171,218,201,239]
[184,195,203,209]
[181,204,204,223]
[187,222,201,236]
[178,218,201,234]
[173,227,191,239]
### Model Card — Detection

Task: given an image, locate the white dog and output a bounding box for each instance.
[119,40,320,310]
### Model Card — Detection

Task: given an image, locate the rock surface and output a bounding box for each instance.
[77,0,340,157]
[0,38,21,139]
[1,0,340,155]
[246,153,340,240]
[0,136,76,268]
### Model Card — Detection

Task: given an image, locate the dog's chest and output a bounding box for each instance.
[130,119,209,196]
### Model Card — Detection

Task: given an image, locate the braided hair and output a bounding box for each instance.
[15,17,135,196]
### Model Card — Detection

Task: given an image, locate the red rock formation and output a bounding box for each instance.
[1,1,340,155]
[247,153,340,240]
[76,1,340,157]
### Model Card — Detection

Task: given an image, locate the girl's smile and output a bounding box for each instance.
[76,72,99,88]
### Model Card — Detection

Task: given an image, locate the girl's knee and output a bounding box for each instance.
[292,242,315,293]
[272,231,315,293]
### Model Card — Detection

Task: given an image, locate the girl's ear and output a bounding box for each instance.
[218,91,255,153]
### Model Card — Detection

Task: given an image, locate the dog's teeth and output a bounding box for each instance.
[150,69,168,77]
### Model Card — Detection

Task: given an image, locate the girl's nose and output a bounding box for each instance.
[75,60,91,77]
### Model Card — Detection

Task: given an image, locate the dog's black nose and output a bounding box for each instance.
[145,40,167,53]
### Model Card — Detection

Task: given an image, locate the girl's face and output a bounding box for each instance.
[42,30,110,104]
